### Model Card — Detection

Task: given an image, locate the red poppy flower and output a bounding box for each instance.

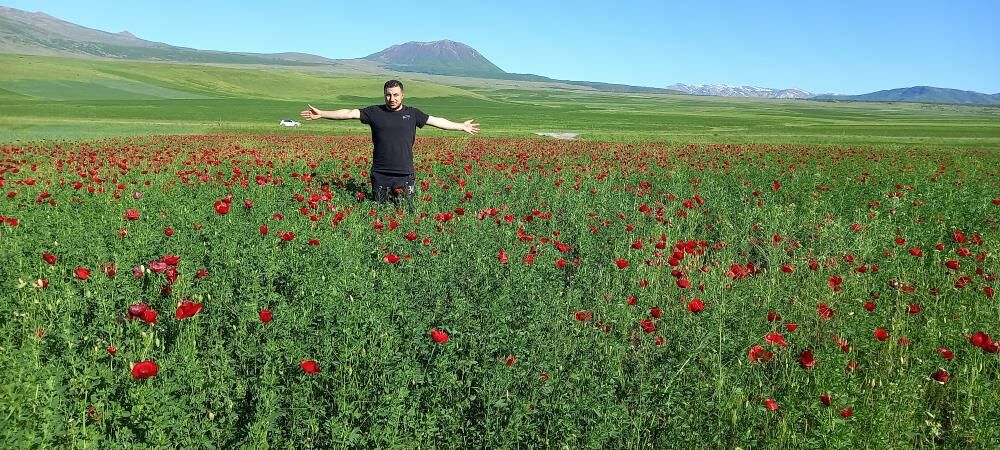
[908,303,921,314]
[687,298,705,313]
[75,267,90,281]
[430,329,449,344]
[106,345,116,356]
[214,200,230,215]
[175,299,203,320]
[124,209,140,221]
[818,303,835,319]
[280,231,295,241]
[765,332,788,347]
[639,319,655,334]
[969,331,991,349]
[908,248,923,257]
[763,398,779,412]
[259,308,272,324]
[504,354,517,366]
[676,279,691,289]
[42,252,57,264]
[864,301,876,312]
[555,258,567,268]
[615,258,629,269]
[649,306,662,318]
[937,348,954,360]
[383,253,401,264]
[300,360,320,374]
[874,327,890,341]
[931,369,949,384]
[131,359,158,379]
[140,308,158,325]
[820,393,831,406]
[798,350,816,369]
[259,225,269,235]
[164,227,174,237]
[749,345,773,363]
[840,407,853,418]
[575,310,593,321]
[498,249,509,264]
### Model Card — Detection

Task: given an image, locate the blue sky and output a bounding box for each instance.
[4,0,998,94]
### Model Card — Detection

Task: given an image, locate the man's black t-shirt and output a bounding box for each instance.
[359,105,429,175]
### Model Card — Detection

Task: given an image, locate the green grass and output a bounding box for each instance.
[1,135,997,448]
[1,54,999,147]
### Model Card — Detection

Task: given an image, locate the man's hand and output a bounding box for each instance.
[427,116,480,134]
[300,105,323,121]
[461,120,480,135]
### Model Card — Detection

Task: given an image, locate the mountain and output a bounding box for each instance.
[813,86,1000,105]
[0,6,678,94]
[668,83,812,99]
[0,6,335,65]
[364,40,505,78]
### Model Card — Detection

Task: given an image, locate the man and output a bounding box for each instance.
[300,80,479,206]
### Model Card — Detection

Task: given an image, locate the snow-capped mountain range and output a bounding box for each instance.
[667,83,813,99]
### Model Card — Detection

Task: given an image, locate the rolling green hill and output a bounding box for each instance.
[814,86,1000,105]
[1,54,998,148]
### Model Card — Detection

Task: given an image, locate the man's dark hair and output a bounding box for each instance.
[384,80,404,92]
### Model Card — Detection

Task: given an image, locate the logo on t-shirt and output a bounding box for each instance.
[402,114,411,120]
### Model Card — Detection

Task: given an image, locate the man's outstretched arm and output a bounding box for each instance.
[300,105,361,121]
[426,116,480,134]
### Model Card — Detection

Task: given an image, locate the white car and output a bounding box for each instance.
[279,119,301,127]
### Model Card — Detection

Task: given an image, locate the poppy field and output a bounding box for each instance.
[1,134,998,448]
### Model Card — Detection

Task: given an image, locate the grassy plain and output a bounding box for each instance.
[1,54,999,147]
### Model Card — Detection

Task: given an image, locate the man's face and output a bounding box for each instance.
[384,86,404,111]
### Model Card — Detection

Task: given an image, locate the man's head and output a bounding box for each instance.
[384,80,404,111]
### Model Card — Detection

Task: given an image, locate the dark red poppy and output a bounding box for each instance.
[931,369,949,384]
[131,360,158,379]
[937,348,954,360]
[639,319,655,334]
[874,327,889,341]
[749,345,773,363]
[175,299,203,320]
[820,393,831,406]
[300,360,320,374]
[214,200,230,215]
[818,303,835,319]
[430,329,449,344]
[687,298,704,313]
[908,247,923,257]
[140,308,158,325]
[42,252,57,264]
[864,301,876,312]
[124,209,140,221]
[498,249,509,264]
[798,350,816,369]
[259,308,272,324]
[575,310,593,321]
[765,332,788,347]
[840,407,853,418]
[615,258,629,269]
[383,253,401,264]
[75,267,90,281]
